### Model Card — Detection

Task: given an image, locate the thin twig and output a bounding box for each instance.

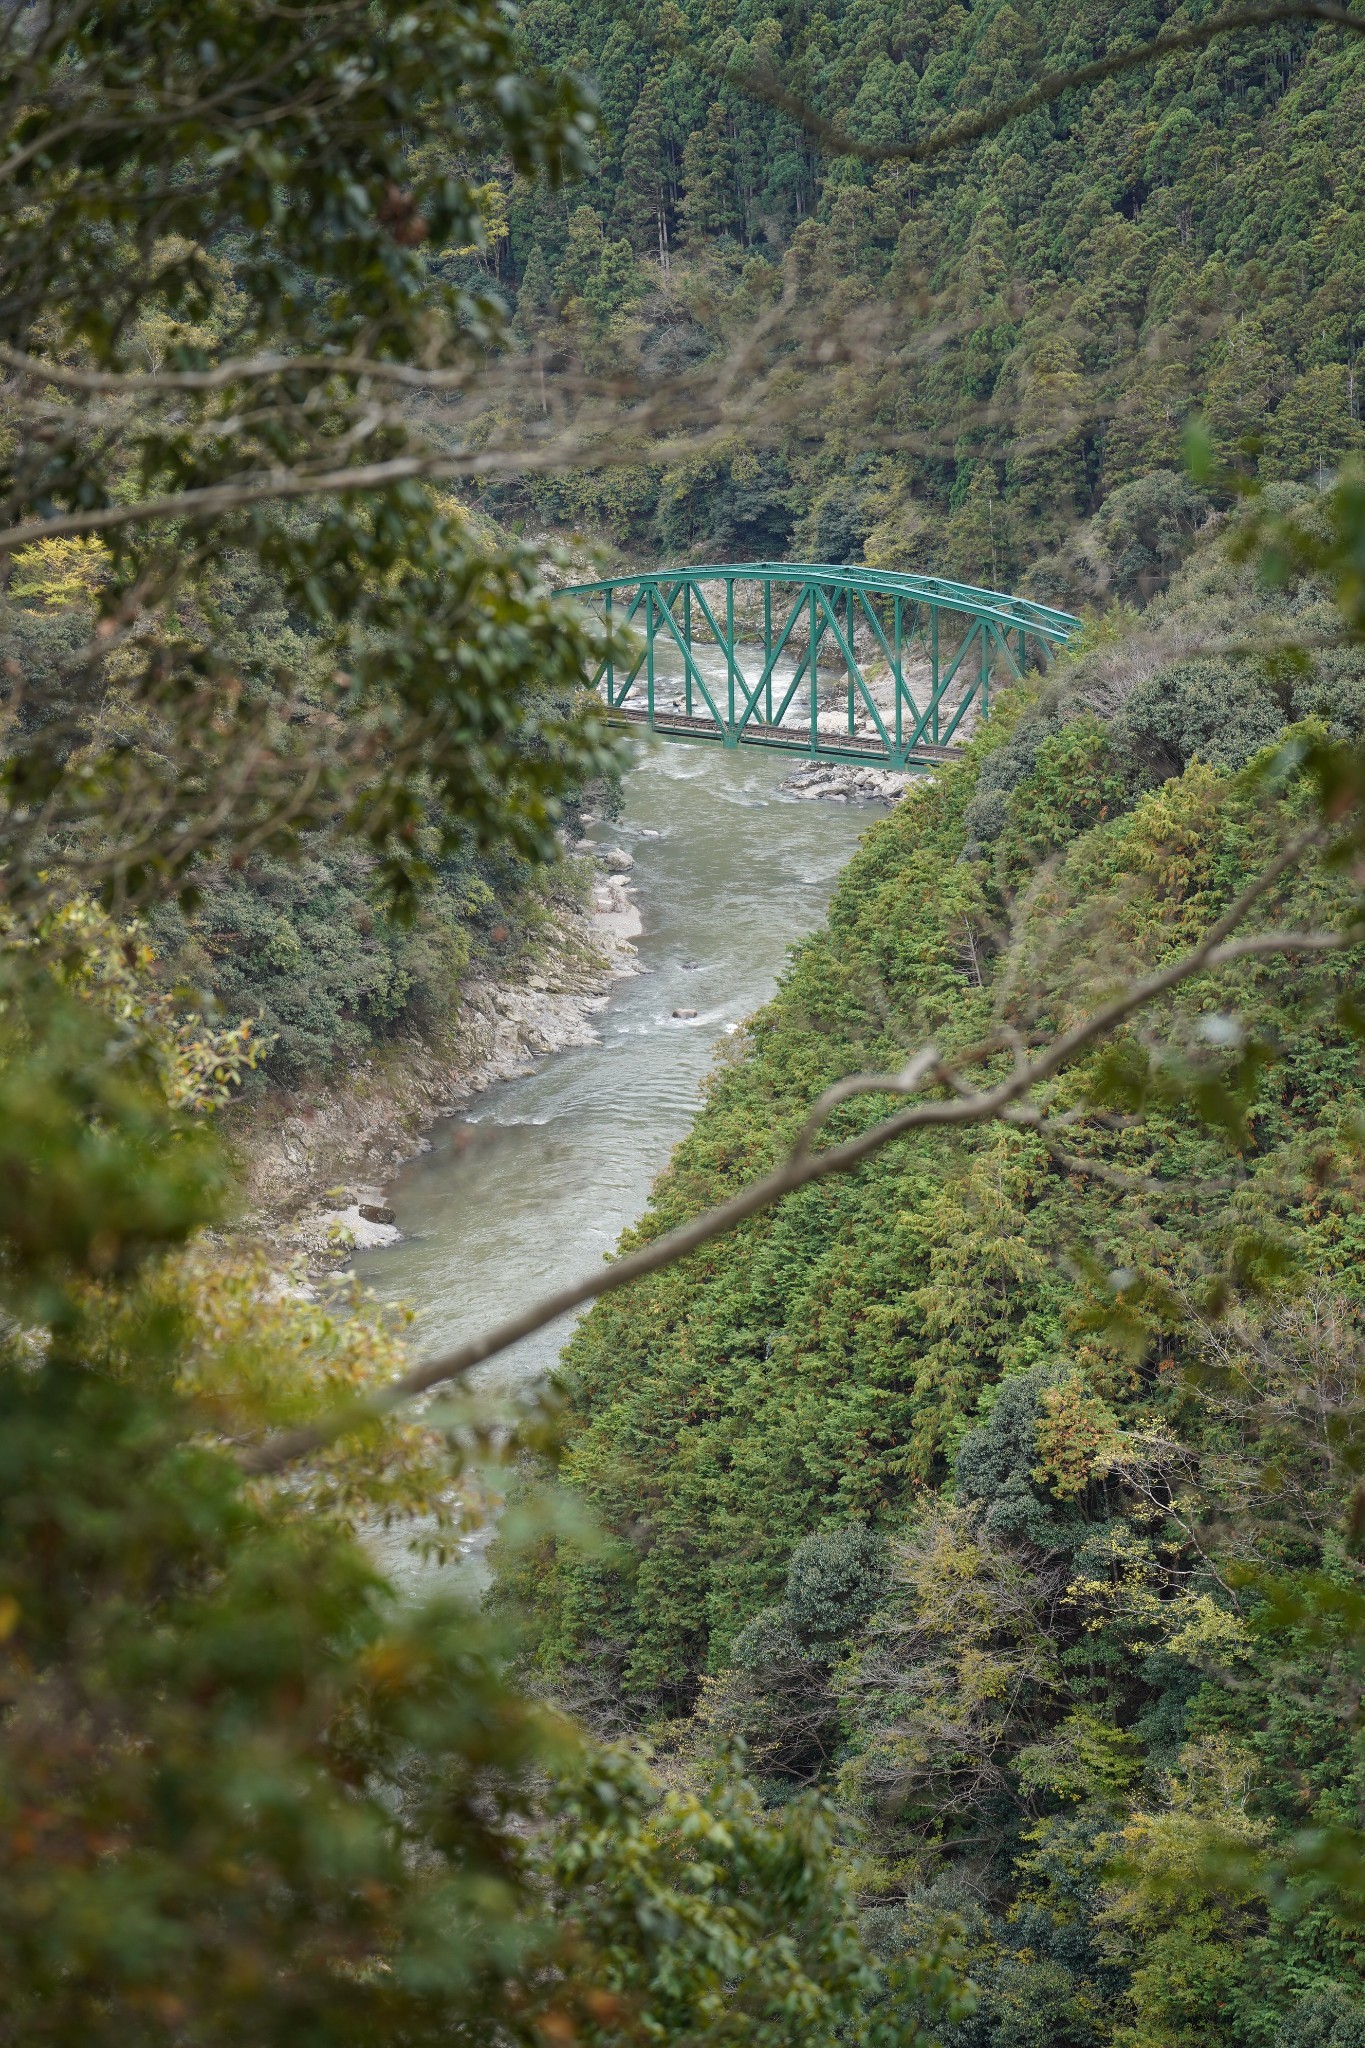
[0,393,1166,553]
[0,343,481,393]
[648,0,1365,165]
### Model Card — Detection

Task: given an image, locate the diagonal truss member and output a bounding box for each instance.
[561,562,1082,770]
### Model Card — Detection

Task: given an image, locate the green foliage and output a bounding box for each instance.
[516,243,556,328]
[701,1528,888,1781]
[0,960,229,1320]
[1094,473,1211,606]
[0,913,921,2042]
[582,237,647,330]
[0,5,929,2037]
[0,1350,560,2047]
[549,1750,881,2044]
[1287,1986,1365,2048]
[505,509,1365,2039]
[146,839,579,1086]
[0,1,628,911]
[616,68,672,255]
[500,0,1365,580]
[681,106,744,245]
[5,2,593,361]
[7,4,1365,2039]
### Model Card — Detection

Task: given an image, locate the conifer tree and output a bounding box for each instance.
[1263,364,1365,482]
[680,103,743,246]
[515,242,555,331]
[555,204,606,302]
[583,238,646,330]
[615,69,673,267]
[945,461,1016,585]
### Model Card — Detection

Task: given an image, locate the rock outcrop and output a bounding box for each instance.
[779,760,919,804]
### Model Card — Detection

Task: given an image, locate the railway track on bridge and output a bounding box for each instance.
[608,703,966,767]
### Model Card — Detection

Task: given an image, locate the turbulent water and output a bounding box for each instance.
[357,706,876,1584]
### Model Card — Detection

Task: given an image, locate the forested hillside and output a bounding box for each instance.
[3,517,600,1091]
[502,500,1365,2044]
[17,0,1363,1086]
[6,0,1365,2038]
[481,0,1364,594]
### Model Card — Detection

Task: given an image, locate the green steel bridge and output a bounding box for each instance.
[564,562,1083,770]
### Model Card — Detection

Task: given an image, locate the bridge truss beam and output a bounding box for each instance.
[563,563,1082,770]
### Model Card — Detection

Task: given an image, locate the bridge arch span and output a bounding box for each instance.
[563,562,1082,770]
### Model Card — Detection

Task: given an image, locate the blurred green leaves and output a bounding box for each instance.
[0,959,227,1321]
[0,0,629,912]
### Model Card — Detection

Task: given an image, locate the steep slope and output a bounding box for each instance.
[485,0,1364,594]
[500,510,1365,2044]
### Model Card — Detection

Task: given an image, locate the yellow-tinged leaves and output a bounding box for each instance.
[9,536,107,608]
[1157,1592,1254,1669]
[1032,1377,1124,1499]
[7,895,270,1111]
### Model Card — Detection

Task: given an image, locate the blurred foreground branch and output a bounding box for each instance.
[648,0,1365,164]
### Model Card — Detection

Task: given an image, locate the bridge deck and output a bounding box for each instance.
[608,704,964,769]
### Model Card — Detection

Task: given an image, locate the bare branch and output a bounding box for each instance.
[0,343,481,394]
[0,295,1207,559]
[240,829,1358,1477]
[673,0,1365,165]
[790,1044,943,1159]
[0,397,1186,551]
[0,443,665,551]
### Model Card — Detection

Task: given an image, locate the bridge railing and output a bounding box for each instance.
[562,563,1082,769]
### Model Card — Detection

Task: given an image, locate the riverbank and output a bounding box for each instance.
[218,746,912,1277]
[223,856,641,1267]
[352,746,882,1406]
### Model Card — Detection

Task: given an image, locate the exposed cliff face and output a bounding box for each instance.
[224,868,641,1263]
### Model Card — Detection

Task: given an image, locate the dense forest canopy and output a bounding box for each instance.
[503,499,1365,2047]
[484,0,1364,593]
[484,19,1365,2020]
[3,0,1365,2043]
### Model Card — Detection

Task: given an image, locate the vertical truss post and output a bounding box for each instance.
[980,618,990,724]
[893,595,903,755]
[1017,623,1027,675]
[725,577,736,732]
[764,579,772,723]
[605,587,614,703]
[809,582,819,753]
[845,584,855,736]
[930,607,940,745]
[645,585,655,722]
[684,581,693,716]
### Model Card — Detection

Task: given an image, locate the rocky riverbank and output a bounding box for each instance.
[224,855,642,1268]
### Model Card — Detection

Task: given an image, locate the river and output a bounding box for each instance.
[356,732,876,1585]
